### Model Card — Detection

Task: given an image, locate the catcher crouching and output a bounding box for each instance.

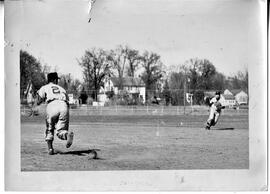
[205,91,225,130]
[34,72,74,155]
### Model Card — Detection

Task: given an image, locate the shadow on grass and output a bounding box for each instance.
[212,127,234,130]
[56,149,102,159]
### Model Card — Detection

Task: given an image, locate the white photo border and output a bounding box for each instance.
[4,0,267,191]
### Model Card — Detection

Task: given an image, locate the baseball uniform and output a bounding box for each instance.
[37,83,70,141]
[206,97,222,128]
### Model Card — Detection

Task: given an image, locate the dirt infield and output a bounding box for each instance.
[21,110,248,171]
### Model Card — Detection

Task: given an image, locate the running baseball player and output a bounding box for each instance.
[34,72,74,155]
[205,91,225,130]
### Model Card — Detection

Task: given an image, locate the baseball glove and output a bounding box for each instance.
[215,102,225,111]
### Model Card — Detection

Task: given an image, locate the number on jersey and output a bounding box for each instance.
[52,86,60,94]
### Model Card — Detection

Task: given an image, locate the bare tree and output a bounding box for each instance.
[140,51,164,100]
[237,69,248,91]
[77,48,111,101]
[125,46,141,77]
[58,73,82,97]
[184,58,201,90]
[227,70,248,91]
[107,45,129,89]
[184,58,216,90]
[42,63,51,75]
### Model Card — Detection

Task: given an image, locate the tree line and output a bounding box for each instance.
[20,46,248,105]
[77,45,164,101]
[20,50,81,100]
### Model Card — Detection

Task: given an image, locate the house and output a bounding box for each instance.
[223,89,248,105]
[101,76,146,103]
[223,89,233,95]
[220,94,236,108]
[235,91,248,105]
[230,89,246,96]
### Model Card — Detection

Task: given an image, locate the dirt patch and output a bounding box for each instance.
[21,112,249,171]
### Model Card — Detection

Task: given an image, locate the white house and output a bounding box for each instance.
[220,94,236,108]
[223,89,248,105]
[223,89,233,95]
[100,76,146,103]
[235,91,248,105]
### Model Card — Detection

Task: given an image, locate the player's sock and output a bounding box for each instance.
[45,131,54,141]
[48,149,54,155]
[47,140,54,155]
[205,122,211,130]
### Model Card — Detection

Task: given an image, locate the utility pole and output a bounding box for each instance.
[184,73,186,115]
[179,65,187,115]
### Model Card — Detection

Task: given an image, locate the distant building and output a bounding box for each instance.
[235,91,248,105]
[220,94,236,108]
[230,89,246,96]
[223,89,233,95]
[100,76,146,103]
[223,89,248,105]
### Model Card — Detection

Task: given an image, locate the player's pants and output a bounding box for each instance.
[206,108,220,127]
[45,100,69,141]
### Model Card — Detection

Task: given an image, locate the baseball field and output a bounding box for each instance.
[21,106,248,171]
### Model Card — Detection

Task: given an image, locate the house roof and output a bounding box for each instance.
[229,89,248,95]
[222,94,235,100]
[110,77,145,87]
[223,89,233,94]
[235,91,248,96]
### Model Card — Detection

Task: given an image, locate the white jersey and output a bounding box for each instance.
[210,97,223,112]
[210,97,217,107]
[209,97,218,110]
[37,83,68,104]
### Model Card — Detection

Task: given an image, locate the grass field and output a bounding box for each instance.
[21,109,249,171]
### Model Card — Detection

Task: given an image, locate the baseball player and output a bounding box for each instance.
[205,91,225,130]
[34,72,74,155]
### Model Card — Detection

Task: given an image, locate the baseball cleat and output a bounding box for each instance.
[48,148,54,155]
[205,126,210,130]
[66,131,74,148]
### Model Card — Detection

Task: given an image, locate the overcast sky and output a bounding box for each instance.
[9,0,262,80]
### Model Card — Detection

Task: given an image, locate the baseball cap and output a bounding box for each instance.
[47,72,60,82]
[215,91,221,95]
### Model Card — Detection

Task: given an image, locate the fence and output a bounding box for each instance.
[69,105,202,116]
[21,104,248,116]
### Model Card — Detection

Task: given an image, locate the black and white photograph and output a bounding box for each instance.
[4,0,267,191]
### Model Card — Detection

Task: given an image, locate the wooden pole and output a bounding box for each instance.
[184,79,186,115]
